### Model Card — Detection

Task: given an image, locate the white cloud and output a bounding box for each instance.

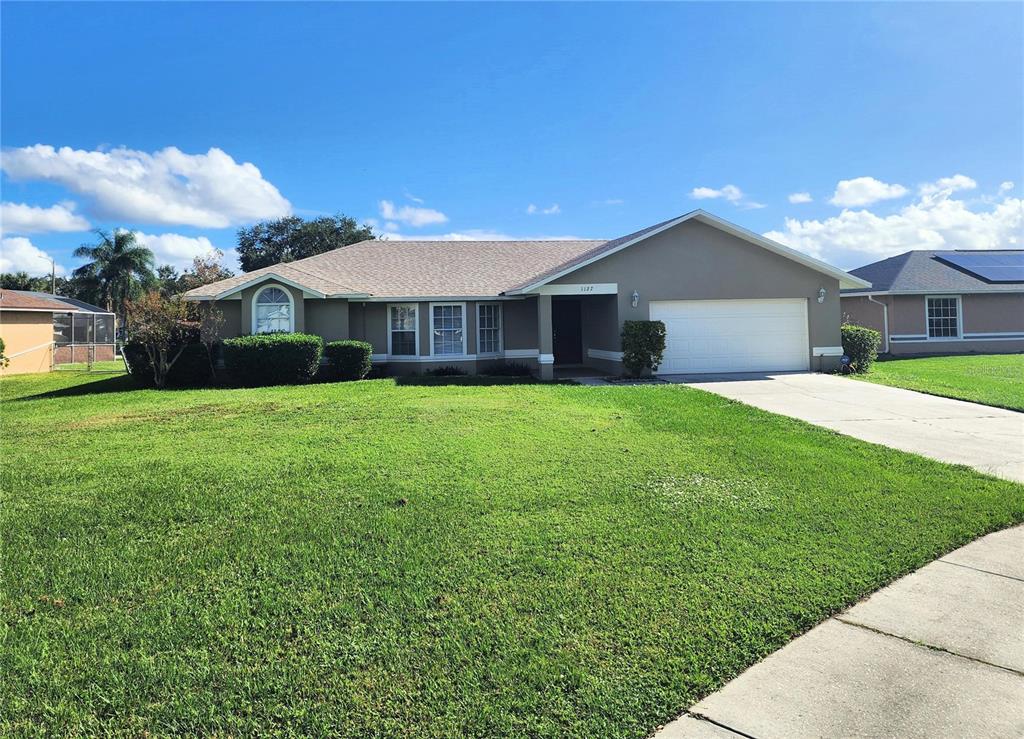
[0,145,291,228]
[690,184,764,210]
[999,181,1015,193]
[0,236,67,276]
[378,199,448,227]
[918,174,977,198]
[527,203,560,215]
[403,189,424,204]
[1,201,90,234]
[132,231,227,272]
[765,184,1023,269]
[596,198,624,206]
[788,192,813,204]
[829,177,908,207]
[691,184,743,202]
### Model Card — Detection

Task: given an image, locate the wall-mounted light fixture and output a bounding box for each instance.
[631,290,640,308]
[817,287,827,304]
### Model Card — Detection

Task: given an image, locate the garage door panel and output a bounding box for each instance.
[650,299,809,374]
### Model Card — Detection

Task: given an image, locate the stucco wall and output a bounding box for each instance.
[305,299,349,342]
[212,300,243,338]
[1,311,53,375]
[842,292,1024,355]
[550,219,842,358]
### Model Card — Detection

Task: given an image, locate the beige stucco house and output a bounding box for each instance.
[184,210,869,378]
[841,250,1024,355]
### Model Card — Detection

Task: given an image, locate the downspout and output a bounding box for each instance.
[867,294,889,354]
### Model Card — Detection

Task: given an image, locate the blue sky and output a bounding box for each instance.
[2,2,1021,277]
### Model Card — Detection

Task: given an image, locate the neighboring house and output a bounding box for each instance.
[184,210,869,378]
[0,290,116,374]
[841,250,1024,355]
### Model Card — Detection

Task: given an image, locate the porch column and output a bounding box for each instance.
[537,294,554,380]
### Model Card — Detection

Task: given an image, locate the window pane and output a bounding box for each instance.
[927,298,958,338]
[389,306,418,355]
[257,287,288,305]
[54,313,73,345]
[478,304,501,354]
[256,303,291,333]
[432,304,464,355]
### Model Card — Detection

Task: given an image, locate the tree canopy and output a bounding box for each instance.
[156,250,235,296]
[73,229,156,317]
[236,215,374,272]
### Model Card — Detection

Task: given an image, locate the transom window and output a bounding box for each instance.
[477,303,502,354]
[431,303,465,355]
[389,305,418,356]
[254,286,293,333]
[926,296,960,338]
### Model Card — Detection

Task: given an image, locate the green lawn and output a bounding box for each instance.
[856,353,1024,411]
[2,369,1021,736]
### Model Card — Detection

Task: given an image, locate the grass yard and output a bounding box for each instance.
[856,353,1024,411]
[2,369,1022,736]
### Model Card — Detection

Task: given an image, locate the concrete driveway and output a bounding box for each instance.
[664,372,1024,483]
[659,525,1024,738]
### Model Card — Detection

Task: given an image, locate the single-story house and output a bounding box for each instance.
[841,250,1024,355]
[0,290,116,374]
[184,210,869,378]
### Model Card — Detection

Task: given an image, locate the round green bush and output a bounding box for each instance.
[222,333,323,387]
[841,324,881,374]
[324,340,373,381]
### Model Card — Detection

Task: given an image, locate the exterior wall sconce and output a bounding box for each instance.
[817,288,827,304]
[631,290,640,308]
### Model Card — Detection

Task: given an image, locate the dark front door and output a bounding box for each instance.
[552,299,583,365]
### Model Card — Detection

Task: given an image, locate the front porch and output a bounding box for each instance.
[535,292,622,380]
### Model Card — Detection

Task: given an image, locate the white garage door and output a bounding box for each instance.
[650,299,809,374]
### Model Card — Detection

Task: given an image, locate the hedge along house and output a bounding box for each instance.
[841,250,1024,356]
[184,210,869,379]
[0,290,115,373]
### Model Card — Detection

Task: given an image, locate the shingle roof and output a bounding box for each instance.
[843,250,1024,294]
[184,209,869,300]
[185,239,605,299]
[0,290,79,311]
[16,291,111,313]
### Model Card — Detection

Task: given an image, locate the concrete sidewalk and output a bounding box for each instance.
[664,372,1024,483]
[659,525,1024,739]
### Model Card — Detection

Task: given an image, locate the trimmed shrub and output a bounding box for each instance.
[0,337,8,368]
[425,365,468,377]
[841,323,881,374]
[621,320,667,377]
[223,333,323,386]
[325,340,373,381]
[122,342,212,388]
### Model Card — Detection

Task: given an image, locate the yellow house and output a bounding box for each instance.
[0,290,68,375]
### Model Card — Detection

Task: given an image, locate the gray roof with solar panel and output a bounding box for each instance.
[842,250,1024,294]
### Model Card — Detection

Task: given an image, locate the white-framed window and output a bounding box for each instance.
[477,303,503,355]
[430,302,466,356]
[388,304,418,356]
[253,285,294,333]
[926,295,961,339]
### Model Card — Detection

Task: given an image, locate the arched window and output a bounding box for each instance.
[253,286,293,333]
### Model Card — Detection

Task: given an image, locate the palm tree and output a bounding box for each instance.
[73,229,156,316]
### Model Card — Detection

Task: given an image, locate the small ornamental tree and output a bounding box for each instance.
[0,337,9,369]
[621,320,667,377]
[199,302,225,378]
[126,292,197,388]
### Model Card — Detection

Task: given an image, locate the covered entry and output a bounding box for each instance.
[650,298,810,374]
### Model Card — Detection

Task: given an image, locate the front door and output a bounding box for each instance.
[552,299,583,365]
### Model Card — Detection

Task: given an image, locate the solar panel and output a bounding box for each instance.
[936,252,1024,283]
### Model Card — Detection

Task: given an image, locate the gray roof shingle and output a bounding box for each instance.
[844,250,1024,294]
